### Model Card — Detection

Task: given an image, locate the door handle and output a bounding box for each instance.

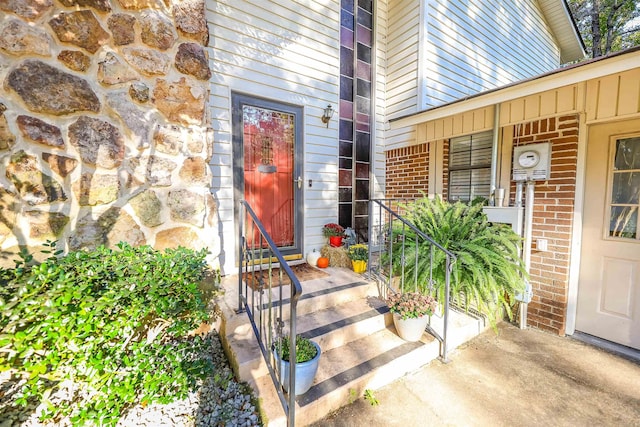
[294,176,302,189]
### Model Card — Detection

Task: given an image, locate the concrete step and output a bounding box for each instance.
[220,267,375,336]
[261,327,440,427]
[219,268,380,386]
[225,291,390,383]
[218,268,491,427]
[256,307,491,426]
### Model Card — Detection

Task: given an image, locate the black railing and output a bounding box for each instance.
[237,201,302,427]
[369,199,456,362]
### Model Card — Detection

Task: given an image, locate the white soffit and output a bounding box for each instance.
[539,0,586,63]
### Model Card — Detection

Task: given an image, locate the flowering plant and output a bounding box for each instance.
[348,244,368,261]
[386,291,437,320]
[322,223,345,237]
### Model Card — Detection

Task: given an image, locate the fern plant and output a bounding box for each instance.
[388,197,527,327]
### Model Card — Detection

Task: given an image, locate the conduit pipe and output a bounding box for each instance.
[520,181,535,329]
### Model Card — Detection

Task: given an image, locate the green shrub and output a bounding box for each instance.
[276,335,318,363]
[0,242,217,425]
[389,197,527,327]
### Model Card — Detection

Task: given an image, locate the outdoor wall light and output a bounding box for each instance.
[321,104,334,127]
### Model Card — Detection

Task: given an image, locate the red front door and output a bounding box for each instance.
[233,94,303,255]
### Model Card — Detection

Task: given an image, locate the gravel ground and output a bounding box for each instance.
[0,332,262,427]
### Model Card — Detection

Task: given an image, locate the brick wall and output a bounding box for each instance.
[511,114,579,334]
[385,143,429,199]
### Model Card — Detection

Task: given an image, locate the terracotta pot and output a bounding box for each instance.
[392,313,429,342]
[351,260,367,274]
[329,236,343,247]
[317,257,329,268]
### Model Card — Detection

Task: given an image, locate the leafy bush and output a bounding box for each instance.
[0,242,217,425]
[389,197,527,326]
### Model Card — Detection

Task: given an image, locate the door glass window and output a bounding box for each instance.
[609,136,640,240]
[243,105,295,247]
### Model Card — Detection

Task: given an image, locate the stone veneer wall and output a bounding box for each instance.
[0,0,216,265]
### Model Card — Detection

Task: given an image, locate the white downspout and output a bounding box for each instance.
[490,105,500,204]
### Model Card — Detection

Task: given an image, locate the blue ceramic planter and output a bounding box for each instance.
[277,340,321,395]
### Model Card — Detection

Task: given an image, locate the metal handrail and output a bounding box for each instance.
[238,200,302,427]
[369,199,456,362]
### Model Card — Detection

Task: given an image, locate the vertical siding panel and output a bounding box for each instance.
[499,103,511,127]
[510,99,525,124]
[596,75,620,119]
[524,96,541,120]
[443,116,454,137]
[617,69,640,116]
[473,109,485,130]
[434,119,444,139]
[539,91,557,117]
[585,79,600,122]
[452,114,464,135]
[417,123,428,143]
[462,111,474,134]
[556,85,577,113]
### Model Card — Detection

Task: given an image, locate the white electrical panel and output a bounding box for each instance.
[512,142,551,182]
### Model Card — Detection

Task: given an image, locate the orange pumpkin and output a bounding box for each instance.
[317,257,329,268]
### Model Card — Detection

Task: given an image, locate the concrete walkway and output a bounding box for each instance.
[313,322,640,427]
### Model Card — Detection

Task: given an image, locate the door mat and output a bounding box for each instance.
[243,263,329,290]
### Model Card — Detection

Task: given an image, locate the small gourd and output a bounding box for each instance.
[306,249,321,267]
[316,256,329,268]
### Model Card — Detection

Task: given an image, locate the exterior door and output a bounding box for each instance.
[232,94,303,256]
[576,119,640,350]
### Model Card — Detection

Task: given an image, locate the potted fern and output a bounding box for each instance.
[388,197,526,328]
[274,334,321,395]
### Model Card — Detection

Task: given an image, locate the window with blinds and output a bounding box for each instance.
[448,131,493,202]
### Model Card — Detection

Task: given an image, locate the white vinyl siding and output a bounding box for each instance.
[373,0,389,199]
[207,0,340,273]
[422,0,560,109]
[385,0,421,119]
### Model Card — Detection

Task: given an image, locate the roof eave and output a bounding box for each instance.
[540,0,587,63]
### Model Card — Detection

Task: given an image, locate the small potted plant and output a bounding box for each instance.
[386,291,437,342]
[322,223,345,247]
[347,243,368,273]
[273,334,321,395]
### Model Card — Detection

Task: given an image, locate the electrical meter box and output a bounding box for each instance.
[512,142,551,182]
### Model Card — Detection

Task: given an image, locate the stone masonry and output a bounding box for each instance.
[0,0,216,265]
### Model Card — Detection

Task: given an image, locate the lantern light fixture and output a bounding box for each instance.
[321,104,334,127]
